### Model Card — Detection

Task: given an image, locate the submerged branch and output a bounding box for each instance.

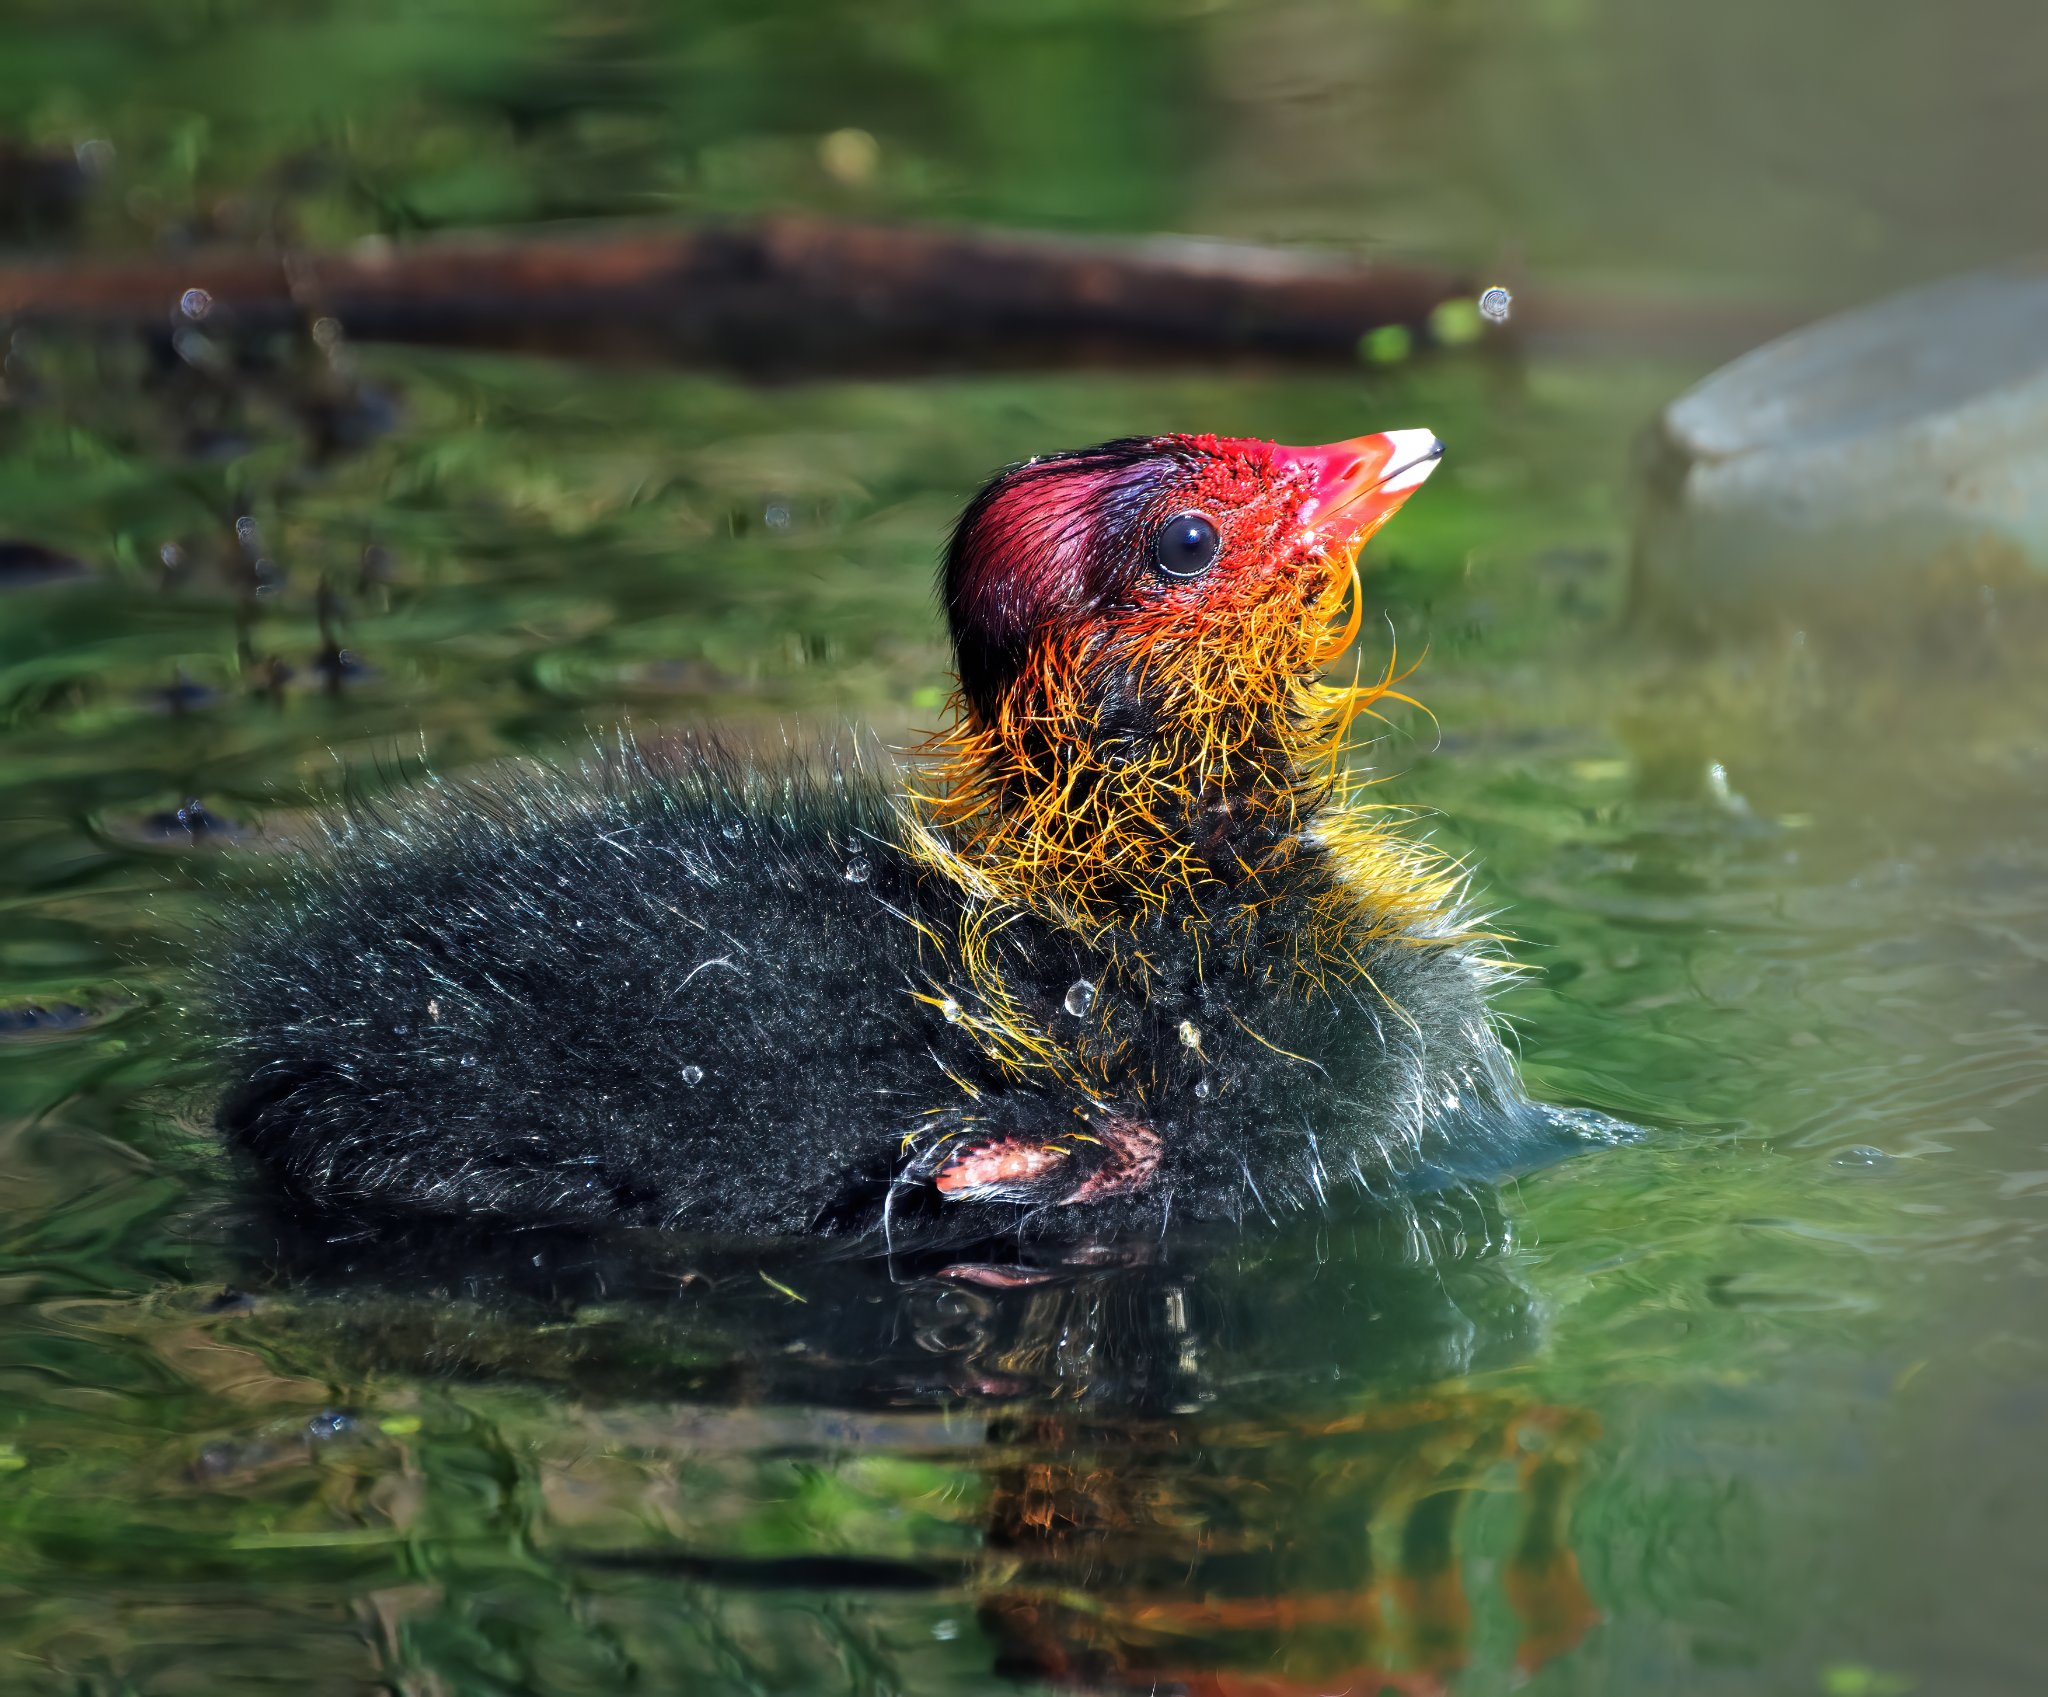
[0,216,1495,377]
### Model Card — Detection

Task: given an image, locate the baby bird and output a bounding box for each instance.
[213,428,1612,1244]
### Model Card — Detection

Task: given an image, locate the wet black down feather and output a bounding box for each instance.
[209,747,1617,1244]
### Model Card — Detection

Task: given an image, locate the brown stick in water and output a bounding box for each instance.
[0,216,1491,377]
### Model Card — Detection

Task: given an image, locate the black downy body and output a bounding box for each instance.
[212,747,1601,1247]
[211,433,1624,1247]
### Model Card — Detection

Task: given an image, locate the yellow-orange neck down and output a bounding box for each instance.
[907,557,1468,968]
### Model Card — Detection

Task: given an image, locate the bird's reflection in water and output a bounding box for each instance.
[248,1183,1599,1694]
[979,1394,1596,1695]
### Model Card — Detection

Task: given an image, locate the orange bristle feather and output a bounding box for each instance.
[901,476,1475,1097]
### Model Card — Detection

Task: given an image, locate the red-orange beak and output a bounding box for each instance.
[1273,428,1443,556]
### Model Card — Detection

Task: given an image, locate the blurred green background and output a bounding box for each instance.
[6,0,2046,292]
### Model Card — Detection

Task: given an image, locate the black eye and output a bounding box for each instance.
[1151,512,1220,579]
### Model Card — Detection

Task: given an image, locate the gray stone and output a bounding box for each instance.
[1632,265,2048,633]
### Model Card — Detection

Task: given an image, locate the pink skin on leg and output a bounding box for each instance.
[1059,1119,1162,1204]
[932,1137,1070,1198]
[928,1118,1162,1205]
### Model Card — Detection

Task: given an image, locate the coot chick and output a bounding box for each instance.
[213,428,1614,1244]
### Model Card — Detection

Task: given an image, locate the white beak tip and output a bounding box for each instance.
[1378,429,1444,494]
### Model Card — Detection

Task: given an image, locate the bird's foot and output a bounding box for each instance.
[931,1136,1071,1201]
[1056,1118,1161,1204]
[921,1115,1161,1207]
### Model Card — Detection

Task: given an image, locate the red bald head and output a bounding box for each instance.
[942,430,1442,722]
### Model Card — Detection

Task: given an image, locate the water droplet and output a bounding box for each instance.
[1833,1144,1892,1169]
[305,1410,352,1441]
[930,1618,961,1643]
[1063,979,1096,1017]
[844,856,871,884]
[1193,1077,1211,1100]
[722,821,744,841]
[1177,1019,1202,1049]
[681,1065,704,1086]
[941,997,963,1024]
[763,501,792,529]
[459,1053,478,1069]
[179,287,213,321]
[1478,285,1512,323]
